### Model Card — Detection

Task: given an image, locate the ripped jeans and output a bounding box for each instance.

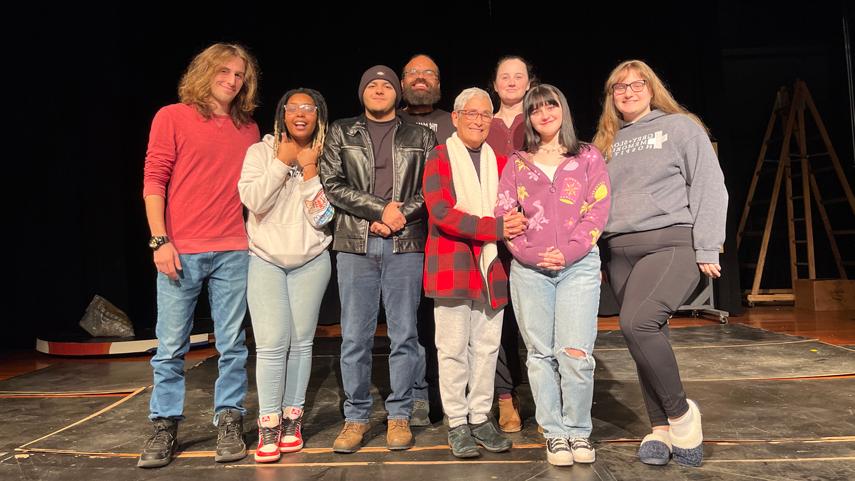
[510,247,600,439]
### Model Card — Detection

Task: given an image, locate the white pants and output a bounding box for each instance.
[434,298,504,428]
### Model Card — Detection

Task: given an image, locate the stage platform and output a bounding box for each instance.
[2,323,853,480]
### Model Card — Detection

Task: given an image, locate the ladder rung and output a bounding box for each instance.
[788,152,829,160]
[832,230,855,235]
[762,158,779,164]
[795,240,807,244]
[812,165,834,173]
[796,262,809,266]
[791,196,804,201]
[822,197,846,205]
[793,217,804,222]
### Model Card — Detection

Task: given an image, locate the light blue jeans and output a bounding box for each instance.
[149,250,249,426]
[248,252,331,417]
[510,247,600,439]
[336,237,424,422]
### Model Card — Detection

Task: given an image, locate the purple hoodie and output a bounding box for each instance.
[495,145,611,268]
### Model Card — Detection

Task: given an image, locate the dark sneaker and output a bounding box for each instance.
[470,418,512,453]
[215,409,246,463]
[447,424,480,458]
[546,437,573,466]
[410,399,431,426]
[137,418,178,468]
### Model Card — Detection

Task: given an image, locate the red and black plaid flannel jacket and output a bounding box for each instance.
[422,145,510,310]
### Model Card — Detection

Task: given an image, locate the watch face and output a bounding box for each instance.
[149,236,167,249]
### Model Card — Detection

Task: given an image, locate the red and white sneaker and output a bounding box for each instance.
[254,413,282,463]
[279,407,304,453]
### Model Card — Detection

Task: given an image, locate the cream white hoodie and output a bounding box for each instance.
[239,134,333,268]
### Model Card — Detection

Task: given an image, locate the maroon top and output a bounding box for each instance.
[485,113,525,157]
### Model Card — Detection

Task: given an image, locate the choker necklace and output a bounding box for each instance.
[538,145,566,155]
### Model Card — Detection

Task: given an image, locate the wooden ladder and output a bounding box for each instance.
[736,80,855,306]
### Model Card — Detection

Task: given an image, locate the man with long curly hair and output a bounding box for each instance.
[139,42,260,468]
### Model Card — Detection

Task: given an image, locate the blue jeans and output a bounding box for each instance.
[149,250,249,426]
[248,252,331,417]
[336,237,424,422]
[510,247,600,439]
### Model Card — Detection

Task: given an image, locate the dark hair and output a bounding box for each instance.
[272,88,329,150]
[522,84,584,156]
[490,55,539,92]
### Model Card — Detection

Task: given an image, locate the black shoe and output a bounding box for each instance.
[137,418,178,468]
[448,425,480,458]
[470,418,512,453]
[215,409,246,463]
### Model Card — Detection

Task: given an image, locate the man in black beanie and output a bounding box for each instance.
[319,65,437,453]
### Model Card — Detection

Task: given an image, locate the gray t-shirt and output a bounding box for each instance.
[467,146,481,180]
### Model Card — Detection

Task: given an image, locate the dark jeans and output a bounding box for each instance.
[337,237,424,421]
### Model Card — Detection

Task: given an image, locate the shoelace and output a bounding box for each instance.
[341,423,362,434]
[259,425,280,446]
[283,417,302,437]
[389,421,408,432]
[145,426,174,448]
[547,437,571,452]
[218,419,241,441]
[571,438,593,450]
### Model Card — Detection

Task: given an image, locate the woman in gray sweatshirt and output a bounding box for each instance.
[593,60,727,468]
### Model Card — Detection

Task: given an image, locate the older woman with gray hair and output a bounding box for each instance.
[422,87,526,458]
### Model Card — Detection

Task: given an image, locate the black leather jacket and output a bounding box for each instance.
[319,115,437,254]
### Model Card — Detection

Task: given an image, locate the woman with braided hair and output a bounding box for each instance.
[238,88,334,463]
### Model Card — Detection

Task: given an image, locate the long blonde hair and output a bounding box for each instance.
[178,43,259,128]
[592,59,708,160]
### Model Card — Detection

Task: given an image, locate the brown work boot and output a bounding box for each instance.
[386,419,413,450]
[498,395,522,433]
[333,421,370,453]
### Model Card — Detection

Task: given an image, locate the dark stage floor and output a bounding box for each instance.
[2,324,854,480]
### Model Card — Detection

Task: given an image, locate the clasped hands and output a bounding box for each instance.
[370,201,407,237]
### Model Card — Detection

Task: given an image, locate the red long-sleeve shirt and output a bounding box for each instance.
[143,103,259,254]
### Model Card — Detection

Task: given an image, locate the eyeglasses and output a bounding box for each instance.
[284,103,318,114]
[611,80,647,94]
[457,110,493,122]
[404,68,438,79]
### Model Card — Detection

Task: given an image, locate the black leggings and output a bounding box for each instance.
[607,226,700,427]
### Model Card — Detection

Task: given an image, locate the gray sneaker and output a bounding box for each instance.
[215,409,246,463]
[447,424,480,458]
[410,399,431,426]
[470,418,512,453]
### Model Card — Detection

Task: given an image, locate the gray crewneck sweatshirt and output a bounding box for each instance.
[604,110,728,263]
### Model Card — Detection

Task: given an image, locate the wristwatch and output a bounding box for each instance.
[148,235,170,250]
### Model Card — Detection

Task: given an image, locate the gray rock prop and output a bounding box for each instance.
[79,295,135,338]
